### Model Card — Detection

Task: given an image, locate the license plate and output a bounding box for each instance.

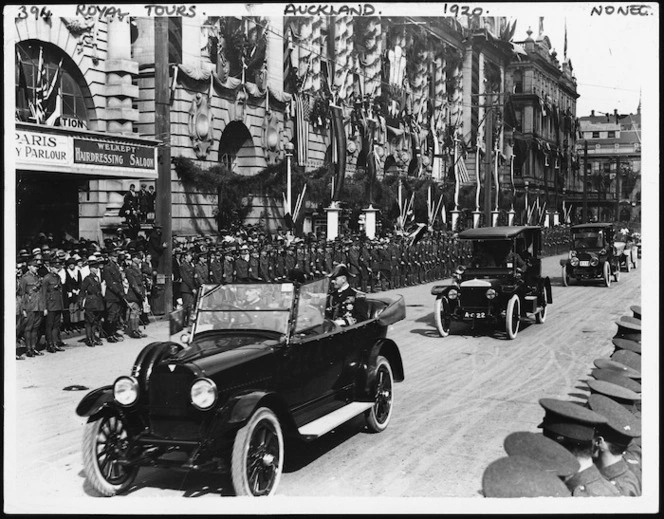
[464,311,486,319]
[579,261,589,267]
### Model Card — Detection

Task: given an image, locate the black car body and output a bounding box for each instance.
[430,226,552,340]
[560,223,622,286]
[76,278,405,496]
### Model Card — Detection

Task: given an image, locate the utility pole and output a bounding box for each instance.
[614,155,621,222]
[483,99,494,226]
[155,17,172,314]
[582,140,588,223]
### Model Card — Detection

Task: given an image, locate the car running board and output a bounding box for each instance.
[298,402,374,438]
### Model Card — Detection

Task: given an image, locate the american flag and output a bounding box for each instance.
[455,149,470,183]
[294,94,310,166]
[29,46,62,125]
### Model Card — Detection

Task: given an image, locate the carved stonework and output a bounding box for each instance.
[61,16,97,55]
[264,105,282,165]
[188,93,215,159]
[254,60,268,92]
[231,88,248,123]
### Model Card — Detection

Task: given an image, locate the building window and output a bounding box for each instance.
[592,131,600,138]
[16,41,89,125]
[607,130,615,138]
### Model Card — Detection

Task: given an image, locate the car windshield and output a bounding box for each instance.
[468,239,514,269]
[194,283,294,335]
[295,278,329,333]
[573,231,605,249]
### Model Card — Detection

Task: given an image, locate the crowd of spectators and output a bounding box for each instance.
[16,221,575,360]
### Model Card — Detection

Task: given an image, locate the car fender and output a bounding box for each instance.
[559,258,569,267]
[76,385,116,418]
[367,339,404,383]
[225,391,298,437]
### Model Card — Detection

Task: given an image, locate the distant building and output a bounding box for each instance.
[505,27,580,226]
[574,108,641,224]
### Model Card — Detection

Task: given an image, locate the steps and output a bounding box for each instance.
[298,402,374,438]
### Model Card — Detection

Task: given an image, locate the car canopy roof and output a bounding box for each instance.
[458,226,540,240]
[571,223,614,230]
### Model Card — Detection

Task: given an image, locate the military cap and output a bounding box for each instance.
[586,379,641,404]
[66,257,76,266]
[108,247,119,256]
[590,369,642,394]
[611,338,641,355]
[503,431,580,477]
[619,315,641,330]
[610,349,641,373]
[482,456,571,497]
[538,398,607,443]
[327,263,355,279]
[630,305,641,320]
[588,394,641,447]
[593,358,640,379]
[27,257,38,266]
[614,317,641,343]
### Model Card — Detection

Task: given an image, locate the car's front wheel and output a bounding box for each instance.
[82,412,138,496]
[434,296,452,337]
[603,262,612,287]
[505,295,520,340]
[562,265,570,287]
[625,256,631,273]
[365,355,394,433]
[231,407,284,496]
[535,300,548,324]
[632,253,638,269]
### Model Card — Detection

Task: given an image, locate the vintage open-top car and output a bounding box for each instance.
[614,228,639,272]
[430,226,552,340]
[76,278,405,497]
[560,223,623,287]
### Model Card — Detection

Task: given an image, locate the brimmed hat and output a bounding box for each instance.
[630,305,641,320]
[611,338,641,355]
[590,368,642,394]
[610,349,641,373]
[482,456,571,498]
[503,431,580,477]
[588,393,641,446]
[586,379,641,407]
[593,358,640,379]
[538,398,607,443]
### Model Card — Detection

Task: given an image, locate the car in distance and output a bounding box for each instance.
[560,223,622,287]
[76,278,405,497]
[430,226,552,340]
[613,228,639,272]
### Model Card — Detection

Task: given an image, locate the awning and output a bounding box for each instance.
[14,122,159,179]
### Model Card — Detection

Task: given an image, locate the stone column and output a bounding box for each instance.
[472,210,482,228]
[325,204,341,241]
[105,16,139,135]
[363,205,379,240]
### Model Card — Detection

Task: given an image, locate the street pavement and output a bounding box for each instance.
[5,253,646,513]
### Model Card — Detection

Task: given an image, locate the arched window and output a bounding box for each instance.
[16,41,90,125]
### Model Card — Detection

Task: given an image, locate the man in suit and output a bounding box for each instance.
[102,248,125,343]
[124,252,147,339]
[80,258,105,347]
[42,259,66,353]
[180,250,199,325]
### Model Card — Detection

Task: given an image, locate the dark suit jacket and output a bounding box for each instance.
[180,262,197,294]
[102,260,125,303]
[81,273,105,311]
[42,272,65,311]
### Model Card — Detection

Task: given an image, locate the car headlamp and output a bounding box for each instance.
[190,378,218,410]
[590,254,599,266]
[599,248,607,255]
[447,288,459,300]
[570,256,580,267]
[570,250,577,257]
[486,288,497,300]
[113,376,139,406]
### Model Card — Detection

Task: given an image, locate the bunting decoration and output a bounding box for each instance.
[294,93,310,166]
[29,47,62,125]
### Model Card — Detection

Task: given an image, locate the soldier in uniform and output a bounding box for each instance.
[80,258,105,347]
[284,244,296,279]
[19,258,45,357]
[234,245,251,282]
[249,247,261,281]
[222,247,235,284]
[258,245,272,282]
[324,264,367,326]
[323,242,334,277]
[588,394,641,496]
[209,248,224,284]
[347,240,362,289]
[102,248,125,343]
[42,259,66,353]
[538,398,621,496]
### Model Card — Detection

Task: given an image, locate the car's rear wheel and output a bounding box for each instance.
[505,295,520,340]
[603,262,611,287]
[561,266,570,287]
[434,296,452,337]
[366,355,394,433]
[82,412,138,496]
[231,407,283,496]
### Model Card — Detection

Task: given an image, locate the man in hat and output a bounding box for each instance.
[147,224,166,270]
[18,258,46,357]
[80,258,104,347]
[324,264,367,327]
[538,398,620,496]
[124,252,147,339]
[222,248,235,284]
[42,259,66,353]
[588,394,641,496]
[102,248,126,343]
[235,245,251,282]
[209,249,224,284]
[137,183,150,223]
[63,257,83,333]
[180,250,198,325]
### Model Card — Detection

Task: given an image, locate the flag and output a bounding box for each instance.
[564,19,568,60]
[16,48,29,118]
[45,85,62,126]
[538,17,544,39]
[294,94,310,166]
[455,152,470,183]
[29,47,62,124]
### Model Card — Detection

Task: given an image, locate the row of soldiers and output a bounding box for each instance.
[16,246,154,359]
[481,305,643,498]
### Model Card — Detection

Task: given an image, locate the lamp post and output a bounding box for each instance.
[524,180,529,224]
[284,142,294,217]
[582,140,588,223]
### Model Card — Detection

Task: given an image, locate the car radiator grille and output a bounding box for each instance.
[148,371,202,440]
[460,289,489,309]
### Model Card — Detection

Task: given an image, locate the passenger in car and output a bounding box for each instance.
[325,263,367,326]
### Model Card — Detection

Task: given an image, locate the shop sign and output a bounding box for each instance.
[15,130,71,166]
[73,138,155,169]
